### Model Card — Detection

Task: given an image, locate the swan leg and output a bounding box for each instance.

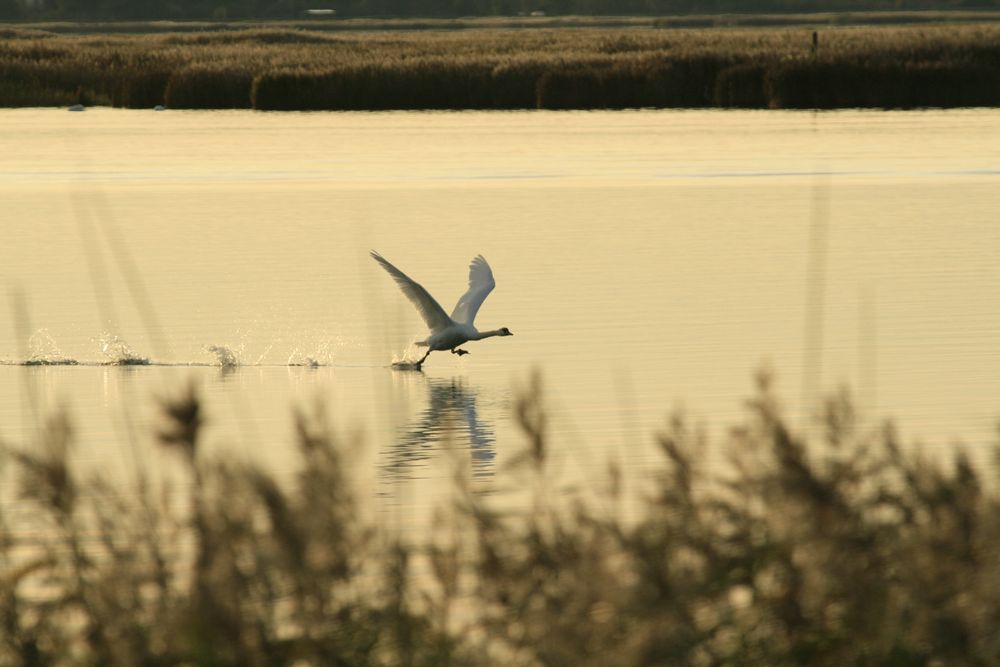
[450,348,470,356]
[418,349,432,365]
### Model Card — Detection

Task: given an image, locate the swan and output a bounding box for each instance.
[370,251,513,368]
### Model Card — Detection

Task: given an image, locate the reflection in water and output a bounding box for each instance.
[383,376,496,482]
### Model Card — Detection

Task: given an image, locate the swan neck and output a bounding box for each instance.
[473,329,503,340]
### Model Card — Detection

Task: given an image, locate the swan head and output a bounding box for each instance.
[499,327,513,336]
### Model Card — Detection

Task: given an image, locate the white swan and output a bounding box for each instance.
[371,251,513,368]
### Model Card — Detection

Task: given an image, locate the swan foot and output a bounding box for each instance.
[392,349,431,371]
[451,348,470,356]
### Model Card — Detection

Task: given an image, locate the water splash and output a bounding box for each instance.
[392,343,425,367]
[288,353,321,368]
[26,329,78,365]
[287,339,335,367]
[205,344,241,368]
[98,333,150,365]
[253,341,274,366]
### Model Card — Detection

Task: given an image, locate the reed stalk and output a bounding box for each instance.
[2,372,999,665]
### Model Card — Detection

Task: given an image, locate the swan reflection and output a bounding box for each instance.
[384,376,496,481]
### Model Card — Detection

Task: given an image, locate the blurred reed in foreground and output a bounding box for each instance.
[0,23,998,110]
[1,371,999,666]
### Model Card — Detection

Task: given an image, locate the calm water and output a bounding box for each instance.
[1,108,999,519]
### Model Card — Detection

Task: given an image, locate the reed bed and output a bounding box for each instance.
[1,22,999,109]
[2,372,999,665]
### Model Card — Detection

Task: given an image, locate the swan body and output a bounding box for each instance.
[370,251,513,367]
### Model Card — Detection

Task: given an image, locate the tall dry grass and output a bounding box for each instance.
[0,23,998,109]
[2,371,999,665]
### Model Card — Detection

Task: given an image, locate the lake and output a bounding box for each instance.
[1,108,998,523]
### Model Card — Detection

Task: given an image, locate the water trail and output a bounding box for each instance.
[287,339,336,367]
[97,333,150,365]
[205,326,274,367]
[287,351,321,367]
[25,329,79,365]
[205,344,241,368]
[22,358,80,366]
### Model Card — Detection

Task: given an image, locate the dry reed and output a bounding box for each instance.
[0,23,998,109]
[2,371,999,665]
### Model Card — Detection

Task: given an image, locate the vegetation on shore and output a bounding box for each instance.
[2,372,999,666]
[0,22,998,110]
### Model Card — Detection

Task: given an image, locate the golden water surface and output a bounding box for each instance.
[1,108,998,520]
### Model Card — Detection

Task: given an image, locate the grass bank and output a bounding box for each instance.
[0,22,999,109]
[2,372,999,665]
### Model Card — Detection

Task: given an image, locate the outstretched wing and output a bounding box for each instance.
[370,251,452,334]
[450,255,496,326]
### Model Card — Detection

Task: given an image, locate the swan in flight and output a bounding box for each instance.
[371,251,513,368]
